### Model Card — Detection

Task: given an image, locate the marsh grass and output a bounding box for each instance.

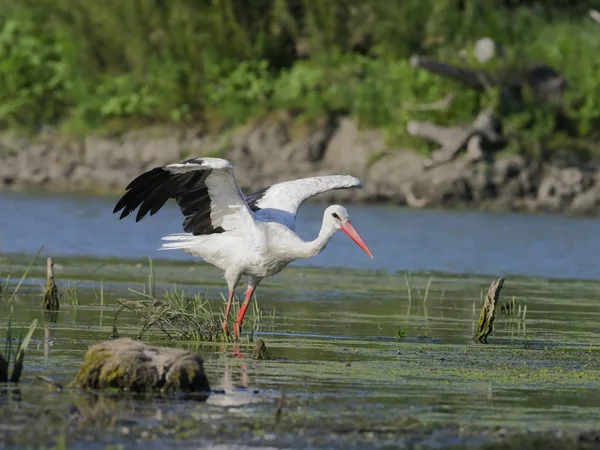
[57,262,105,307]
[501,296,529,339]
[0,249,41,383]
[0,271,10,298]
[501,296,528,321]
[404,274,433,305]
[115,258,273,342]
[63,282,80,306]
[117,287,269,342]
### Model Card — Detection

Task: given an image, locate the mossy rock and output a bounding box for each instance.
[70,338,210,394]
[251,339,270,360]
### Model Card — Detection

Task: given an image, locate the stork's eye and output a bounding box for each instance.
[332,212,340,219]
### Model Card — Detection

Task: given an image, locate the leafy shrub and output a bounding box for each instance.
[0,0,598,159]
[0,17,70,129]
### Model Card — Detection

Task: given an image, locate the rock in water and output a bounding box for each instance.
[70,338,210,394]
[251,339,270,360]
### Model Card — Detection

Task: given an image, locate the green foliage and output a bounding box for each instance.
[0,16,70,129]
[204,60,273,124]
[0,0,598,157]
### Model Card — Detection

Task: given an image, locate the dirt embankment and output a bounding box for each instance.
[1,114,599,215]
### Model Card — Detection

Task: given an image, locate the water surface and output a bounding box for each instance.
[1,192,600,448]
[1,191,600,280]
[0,256,599,449]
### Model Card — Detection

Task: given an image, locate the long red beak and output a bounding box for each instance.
[340,221,374,259]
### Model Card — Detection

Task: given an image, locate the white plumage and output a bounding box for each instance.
[114,157,372,338]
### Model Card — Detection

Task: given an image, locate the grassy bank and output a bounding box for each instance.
[0,1,599,160]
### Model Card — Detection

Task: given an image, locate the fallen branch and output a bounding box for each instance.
[409,55,495,91]
[407,93,457,112]
[35,375,64,392]
[474,278,505,343]
[408,109,503,169]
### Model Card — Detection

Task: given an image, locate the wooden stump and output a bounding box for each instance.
[42,258,59,311]
[474,278,505,344]
[70,338,210,394]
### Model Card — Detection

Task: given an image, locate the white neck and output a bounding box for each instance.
[293,219,337,259]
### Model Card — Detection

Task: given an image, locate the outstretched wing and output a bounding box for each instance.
[113,157,254,235]
[245,175,362,229]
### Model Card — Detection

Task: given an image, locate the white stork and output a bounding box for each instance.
[113,157,373,338]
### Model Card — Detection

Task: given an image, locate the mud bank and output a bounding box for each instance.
[1,114,599,215]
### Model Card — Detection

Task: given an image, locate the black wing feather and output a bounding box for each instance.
[113,160,225,235]
[245,186,270,212]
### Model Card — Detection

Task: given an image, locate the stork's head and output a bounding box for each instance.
[324,205,373,259]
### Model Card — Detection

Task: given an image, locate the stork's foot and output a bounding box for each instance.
[222,320,230,338]
[233,322,242,340]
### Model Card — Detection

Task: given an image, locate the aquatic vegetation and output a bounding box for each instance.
[0,247,42,303]
[63,282,80,306]
[0,271,10,298]
[114,259,273,342]
[396,327,408,338]
[404,274,434,305]
[500,295,528,320]
[1,299,38,383]
[116,286,269,342]
[0,250,41,382]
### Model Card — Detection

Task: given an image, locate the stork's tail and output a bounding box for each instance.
[159,233,197,251]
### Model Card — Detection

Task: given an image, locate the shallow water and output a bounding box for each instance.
[2,191,600,280]
[1,256,600,449]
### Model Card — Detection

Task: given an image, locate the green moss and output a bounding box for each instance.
[69,349,112,389]
[42,283,59,311]
[70,339,210,394]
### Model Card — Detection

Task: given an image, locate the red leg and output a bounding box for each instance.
[233,286,255,339]
[222,290,234,336]
[232,344,246,359]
